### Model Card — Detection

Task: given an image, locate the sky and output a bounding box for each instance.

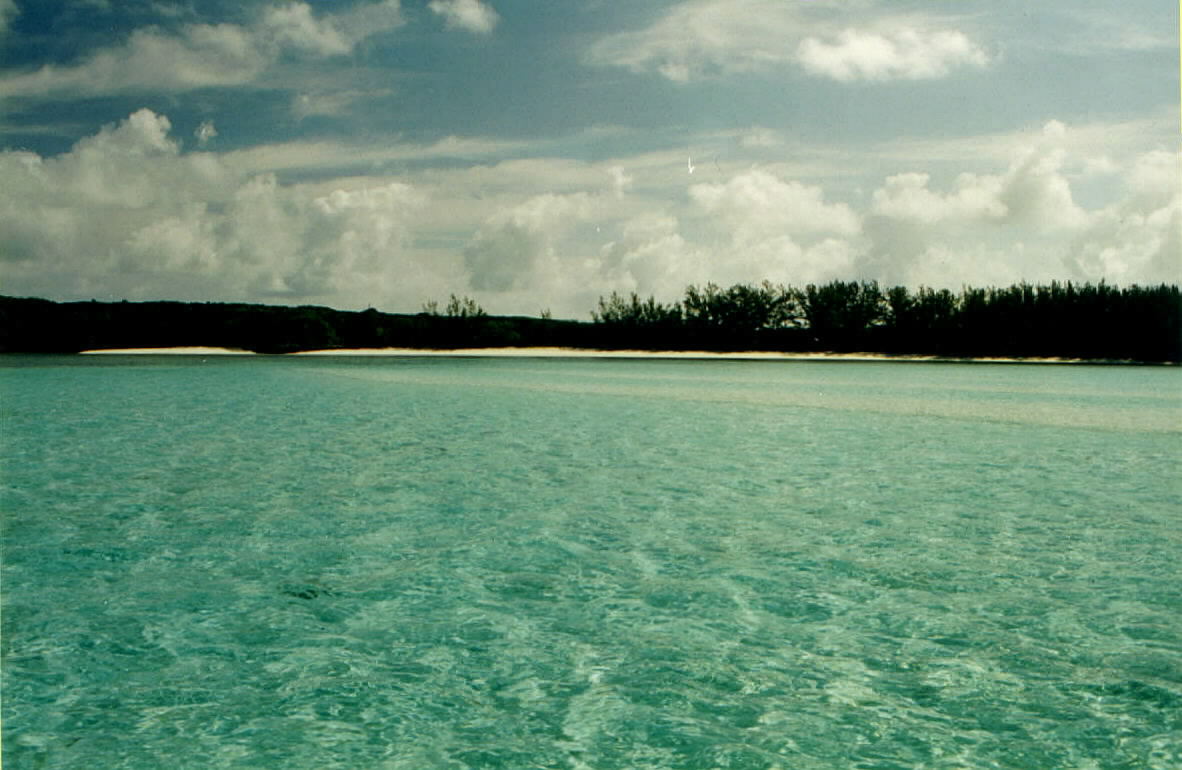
[0,0,1178,318]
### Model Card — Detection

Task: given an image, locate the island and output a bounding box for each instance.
[2,280,1179,363]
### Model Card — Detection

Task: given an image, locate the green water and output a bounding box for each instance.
[2,355,1180,768]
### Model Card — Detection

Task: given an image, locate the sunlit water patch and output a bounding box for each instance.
[3,356,1180,768]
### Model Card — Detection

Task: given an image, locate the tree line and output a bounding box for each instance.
[1,280,1178,362]
[0,296,584,355]
[592,280,1181,362]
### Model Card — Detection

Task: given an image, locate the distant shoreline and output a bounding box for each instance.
[7,294,1178,363]
[74,346,1155,365]
[80,347,256,355]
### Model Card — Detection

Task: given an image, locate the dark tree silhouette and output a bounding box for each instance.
[796,281,885,351]
[1,281,1178,361]
[587,280,1180,361]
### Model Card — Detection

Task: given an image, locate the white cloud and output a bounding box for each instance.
[1,110,225,286]
[1,108,1175,319]
[861,121,1178,288]
[1067,150,1181,284]
[872,172,1005,223]
[999,148,1088,231]
[796,26,988,82]
[871,121,1088,232]
[260,2,352,56]
[1125,150,1181,206]
[0,1,404,99]
[691,170,861,239]
[428,0,499,35]
[0,22,266,97]
[684,169,862,287]
[463,193,591,292]
[587,0,988,83]
[598,213,699,298]
[1069,198,1181,285]
[0,109,443,308]
[587,0,806,82]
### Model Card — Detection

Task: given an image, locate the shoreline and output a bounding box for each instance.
[73,346,1150,365]
[79,346,256,355]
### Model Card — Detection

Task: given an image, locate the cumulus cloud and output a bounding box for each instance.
[0,1,404,99]
[587,0,987,83]
[871,121,1088,231]
[1124,149,1181,206]
[1,110,223,284]
[1,108,1175,319]
[687,170,862,286]
[1067,150,1181,284]
[598,213,699,298]
[871,172,1005,224]
[454,165,870,308]
[428,0,499,35]
[0,108,441,307]
[796,27,988,82]
[862,121,1178,287]
[691,170,860,239]
[463,193,591,292]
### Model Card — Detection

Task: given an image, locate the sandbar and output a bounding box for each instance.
[80,347,255,355]
[291,347,1099,363]
[71,346,1136,363]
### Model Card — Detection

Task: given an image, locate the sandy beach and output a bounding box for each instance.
[293,347,926,361]
[74,346,1107,364]
[295,348,1106,363]
[80,347,256,355]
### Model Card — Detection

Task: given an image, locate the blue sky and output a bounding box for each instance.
[1,0,1177,317]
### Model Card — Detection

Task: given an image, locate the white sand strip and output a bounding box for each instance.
[72,346,1128,363]
[293,347,890,360]
[80,347,255,355]
[291,347,1095,363]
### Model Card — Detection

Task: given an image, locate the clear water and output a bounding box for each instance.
[2,355,1180,769]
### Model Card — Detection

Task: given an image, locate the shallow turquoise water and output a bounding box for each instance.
[2,355,1180,769]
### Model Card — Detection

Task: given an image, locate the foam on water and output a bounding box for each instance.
[2,355,1180,768]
